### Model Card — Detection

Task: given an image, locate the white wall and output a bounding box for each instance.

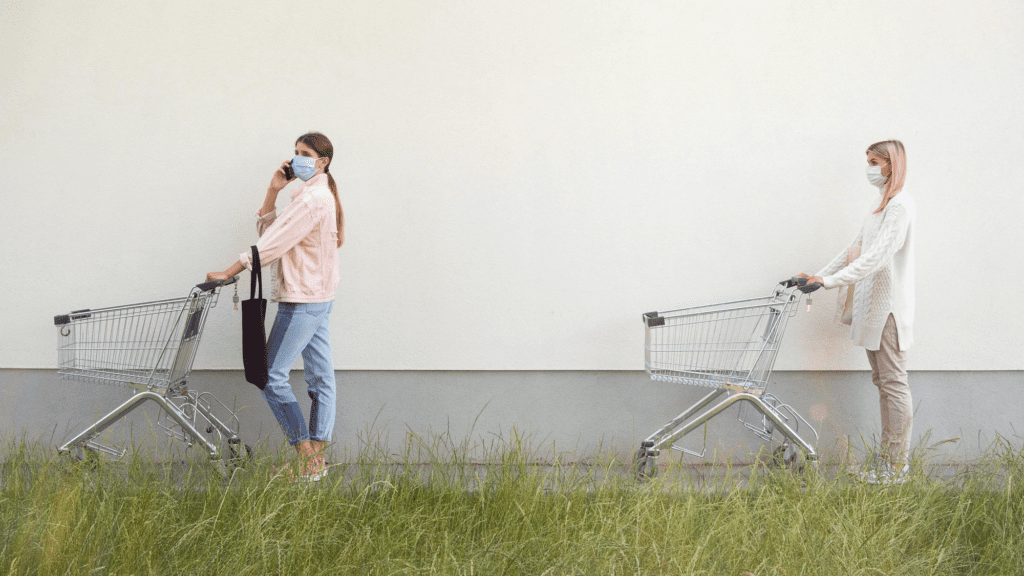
[2,0,1022,371]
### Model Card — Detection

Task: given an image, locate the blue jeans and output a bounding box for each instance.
[262,301,336,446]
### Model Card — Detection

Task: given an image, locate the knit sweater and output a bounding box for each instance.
[815,189,916,351]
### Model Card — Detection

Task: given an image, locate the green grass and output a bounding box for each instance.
[2,432,1023,575]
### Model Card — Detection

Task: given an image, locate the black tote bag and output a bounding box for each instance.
[241,246,269,389]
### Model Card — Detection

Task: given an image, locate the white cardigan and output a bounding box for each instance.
[815,189,916,351]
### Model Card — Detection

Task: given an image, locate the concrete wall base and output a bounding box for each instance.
[1,370,1018,464]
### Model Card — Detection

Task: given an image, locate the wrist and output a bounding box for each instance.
[225,260,245,277]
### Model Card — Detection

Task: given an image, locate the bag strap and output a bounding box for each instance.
[250,246,262,301]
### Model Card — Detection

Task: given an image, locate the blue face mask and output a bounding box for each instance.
[291,155,318,181]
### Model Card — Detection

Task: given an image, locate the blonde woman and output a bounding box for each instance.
[798,140,916,484]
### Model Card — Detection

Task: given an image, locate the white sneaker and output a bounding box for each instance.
[860,460,909,485]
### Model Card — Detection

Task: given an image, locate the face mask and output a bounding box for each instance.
[866,164,888,187]
[291,155,318,181]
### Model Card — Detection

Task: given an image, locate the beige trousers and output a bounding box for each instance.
[865,314,912,465]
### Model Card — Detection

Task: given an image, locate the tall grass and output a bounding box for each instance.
[2,431,1023,575]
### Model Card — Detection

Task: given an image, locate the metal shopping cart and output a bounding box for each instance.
[53,278,251,477]
[635,278,820,479]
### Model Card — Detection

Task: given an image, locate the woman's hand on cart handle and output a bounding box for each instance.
[196,276,238,292]
[783,274,823,293]
[206,261,245,283]
[200,274,238,285]
[201,262,241,289]
[794,273,823,293]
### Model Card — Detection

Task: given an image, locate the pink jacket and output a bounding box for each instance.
[239,174,340,303]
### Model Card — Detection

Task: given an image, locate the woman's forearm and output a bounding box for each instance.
[816,232,862,280]
[224,260,245,277]
[824,206,909,289]
[259,186,281,218]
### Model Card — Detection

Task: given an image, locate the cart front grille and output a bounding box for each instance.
[644,290,797,391]
[56,290,218,392]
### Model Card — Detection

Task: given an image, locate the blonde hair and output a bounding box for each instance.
[866,140,907,214]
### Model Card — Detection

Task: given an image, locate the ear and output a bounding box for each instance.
[316,156,330,171]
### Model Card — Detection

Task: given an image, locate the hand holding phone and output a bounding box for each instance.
[270,160,295,192]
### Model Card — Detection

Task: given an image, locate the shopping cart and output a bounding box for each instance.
[53,278,251,477]
[635,278,820,479]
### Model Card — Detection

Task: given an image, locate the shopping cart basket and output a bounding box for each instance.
[53,278,251,476]
[635,278,820,479]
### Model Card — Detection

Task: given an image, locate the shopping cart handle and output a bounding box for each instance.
[643,311,665,327]
[781,277,822,293]
[195,276,239,292]
[54,309,92,326]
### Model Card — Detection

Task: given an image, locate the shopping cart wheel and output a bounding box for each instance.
[58,446,100,475]
[227,441,254,469]
[770,444,790,467]
[635,447,658,481]
[768,442,810,474]
[788,448,811,475]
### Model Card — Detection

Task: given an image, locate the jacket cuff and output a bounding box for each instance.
[239,250,253,271]
[821,275,839,290]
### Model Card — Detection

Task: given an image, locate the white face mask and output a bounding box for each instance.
[866,164,888,187]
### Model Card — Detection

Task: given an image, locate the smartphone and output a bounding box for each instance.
[282,162,294,180]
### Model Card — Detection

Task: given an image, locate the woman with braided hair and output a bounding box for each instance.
[797,140,916,485]
[207,131,344,481]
